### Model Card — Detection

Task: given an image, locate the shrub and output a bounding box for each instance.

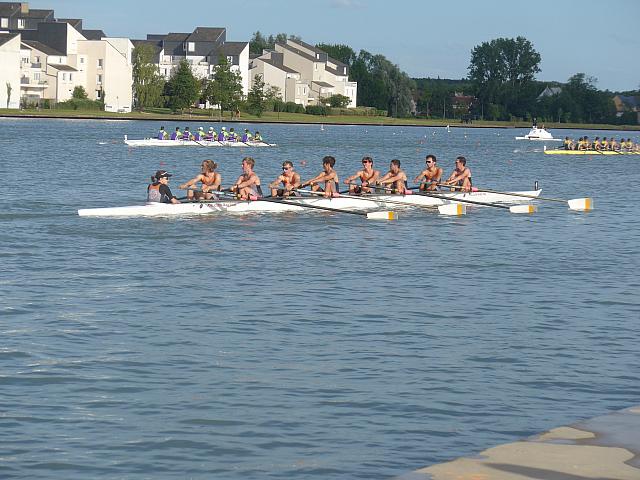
[305,105,329,116]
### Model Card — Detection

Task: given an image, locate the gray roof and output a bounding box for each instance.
[49,63,77,71]
[276,42,317,62]
[188,27,225,43]
[165,32,189,42]
[58,18,83,29]
[0,4,20,16]
[0,32,19,47]
[289,38,348,68]
[24,8,54,19]
[22,39,64,56]
[313,81,334,88]
[617,95,640,109]
[222,41,247,56]
[261,57,298,74]
[82,29,106,40]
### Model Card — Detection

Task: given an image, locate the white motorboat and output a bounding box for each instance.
[515,125,562,141]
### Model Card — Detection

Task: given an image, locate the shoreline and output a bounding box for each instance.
[394,405,640,480]
[1,112,639,131]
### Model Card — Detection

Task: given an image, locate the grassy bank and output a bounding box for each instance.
[2,108,639,131]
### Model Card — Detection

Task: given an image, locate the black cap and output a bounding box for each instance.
[155,170,172,179]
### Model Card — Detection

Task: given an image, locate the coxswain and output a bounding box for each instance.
[378,159,408,194]
[344,156,380,194]
[147,170,180,204]
[270,161,301,197]
[179,159,221,201]
[413,154,443,191]
[231,157,262,200]
[242,129,253,142]
[170,127,182,140]
[443,156,472,192]
[301,155,340,198]
[158,126,169,140]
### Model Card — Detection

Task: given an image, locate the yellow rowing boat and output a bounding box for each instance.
[543,149,640,155]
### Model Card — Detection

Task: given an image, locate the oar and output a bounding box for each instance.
[296,187,461,215]
[251,194,397,220]
[436,184,593,211]
[412,187,536,214]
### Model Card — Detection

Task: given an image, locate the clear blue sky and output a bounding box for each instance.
[33,0,639,92]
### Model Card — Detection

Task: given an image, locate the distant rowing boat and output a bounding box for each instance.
[78,190,541,217]
[123,135,276,147]
[544,148,640,155]
[515,125,562,142]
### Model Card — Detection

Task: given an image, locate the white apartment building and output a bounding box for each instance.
[136,27,250,97]
[0,32,20,108]
[251,38,357,108]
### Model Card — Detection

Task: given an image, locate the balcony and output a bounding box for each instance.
[20,77,48,88]
[31,63,42,69]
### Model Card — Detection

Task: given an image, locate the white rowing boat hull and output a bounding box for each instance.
[78,190,541,217]
[515,136,562,141]
[124,136,276,147]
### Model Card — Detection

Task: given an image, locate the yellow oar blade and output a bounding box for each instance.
[366,211,398,220]
[509,204,537,214]
[568,198,593,211]
[438,203,467,216]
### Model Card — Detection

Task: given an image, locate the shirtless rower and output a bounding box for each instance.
[301,155,340,198]
[179,159,221,200]
[378,159,408,194]
[443,156,472,192]
[413,154,443,191]
[269,160,301,197]
[231,157,262,200]
[343,156,380,194]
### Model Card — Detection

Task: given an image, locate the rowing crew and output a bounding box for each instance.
[157,126,264,143]
[147,155,472,204]
[563,136,638,152]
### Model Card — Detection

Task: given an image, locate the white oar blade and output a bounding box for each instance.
[366,211,398,220]
[438,203,466,216]
[509,204,537,214]
[568,198,593,211]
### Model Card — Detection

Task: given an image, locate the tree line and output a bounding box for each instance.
[132,34,639,124]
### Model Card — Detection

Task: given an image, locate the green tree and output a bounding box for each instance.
[324,94,351,108]
[132,44,165,110]
[72,85,88,99]
[468,36,541,119]
[204,56,244,116]
[6,82,11,108]
[164,59,200,112]
[315,43,356,66]
[246,74,266,116]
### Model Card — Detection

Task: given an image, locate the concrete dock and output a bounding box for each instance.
[395,406,640,480]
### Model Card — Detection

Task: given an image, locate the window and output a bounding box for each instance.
[303,87,307,95]
[80,57,84,64]
[0,18,8,28]
[96,90,101,99]
[34,72,40,80]
[97,58,103,68]
[62,73,67,81]
[314,63,318,71]
[97,74,102,84]
[187,42,195,52]
[35,56,40,63]
[17,18,25,29]
[69,73,72,81]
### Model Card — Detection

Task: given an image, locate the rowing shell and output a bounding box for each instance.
[544,149,640,155]
[78,190,541,217]
[123,135,276,147]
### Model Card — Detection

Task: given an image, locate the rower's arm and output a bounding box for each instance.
[179,175,202,190]
[379,174,402,185]
[413,170,427,184]
[302,172,328,187]
[344,172,361,185]
[269,175,284,189]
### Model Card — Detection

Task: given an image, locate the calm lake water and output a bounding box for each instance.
[1,118,639,479]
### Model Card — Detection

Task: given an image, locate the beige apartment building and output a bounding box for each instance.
[0,32,20,108]
[250,38,357,107]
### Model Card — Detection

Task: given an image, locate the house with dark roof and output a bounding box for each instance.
[270,38,357,107]
[613,95,640,123]
[0,2,54,31]
[134,26,250,96]
[537,86,562,100]
[249,50,308,105]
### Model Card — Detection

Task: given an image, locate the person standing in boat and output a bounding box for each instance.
[231,157,262,200]
[301,155,340,198]
[148,170,180,204]
[413,154,443,191]
[378,159,408,194]
[269,161,301,197]
[344,156,380,194]
[158,126,169,140]
[443,156,472,192]
[179,160,221,201]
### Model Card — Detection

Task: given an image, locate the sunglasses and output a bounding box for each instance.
[282,167,291,171]
[426,161,434,164]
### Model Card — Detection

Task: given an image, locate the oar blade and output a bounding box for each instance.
[438,203,466,216]
[366,211,398,220]
[509,204,537,214]
[568,198,593,211]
